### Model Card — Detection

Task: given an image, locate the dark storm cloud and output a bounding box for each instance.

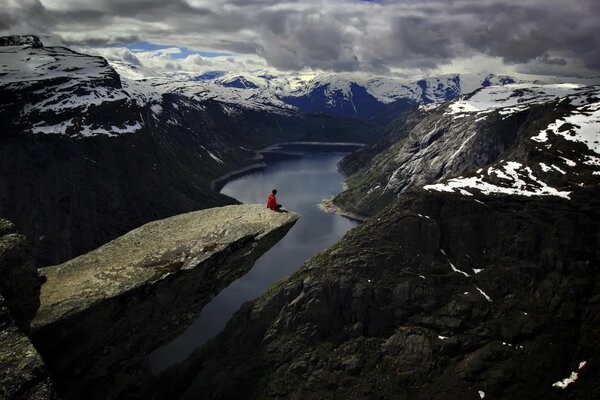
[61,34,142,47]
[3,0,599,75]
[538,53,567,67]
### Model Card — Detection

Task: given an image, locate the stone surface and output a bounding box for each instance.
[30,205,298,399]
[0,294,55,400]
[0,219,55,399]
[0,218,42,332]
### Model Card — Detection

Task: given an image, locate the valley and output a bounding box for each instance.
[0,35,599,400]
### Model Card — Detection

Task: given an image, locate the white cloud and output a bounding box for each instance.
[2,0,599,77]
[82,46,274,76]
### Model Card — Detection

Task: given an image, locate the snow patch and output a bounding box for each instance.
[440,249,470,277]
[475,286,492,302]
[424,161,571,199]
[559,156,577,167]
[552,360,587,389]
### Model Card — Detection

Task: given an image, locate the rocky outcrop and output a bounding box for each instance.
[0,218,55,399]
[0,35,43,48]
[0,294,55,400]
[30,205,298,399]
[0,218,42,332]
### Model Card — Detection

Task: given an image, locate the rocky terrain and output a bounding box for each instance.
[155,83,600,399]
[335,83,600,217]
[0,219,56,399]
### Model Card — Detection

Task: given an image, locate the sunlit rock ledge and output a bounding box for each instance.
[30,204,299,398]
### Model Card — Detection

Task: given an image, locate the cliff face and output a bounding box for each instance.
[29,205,298,400]
[335,84,600,217]
[0,294,55,400]
[0,219,55,399]
[168,192,599,400]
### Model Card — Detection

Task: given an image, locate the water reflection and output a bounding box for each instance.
[146,147,358,373]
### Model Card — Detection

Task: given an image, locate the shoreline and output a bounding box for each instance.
[211,162,267,192]
[259,141,366,153]
[319,196,367,222]
[212,141,365,193]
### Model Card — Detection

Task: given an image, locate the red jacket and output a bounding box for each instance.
[267,194,278,210]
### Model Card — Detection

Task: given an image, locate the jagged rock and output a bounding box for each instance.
[30,205,298,399]
[0,35,43,48]
[0,294,55,400]
[0,219,55,399]
[0,218,42,332]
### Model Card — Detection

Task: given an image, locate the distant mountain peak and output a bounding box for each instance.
[0,35,43,48]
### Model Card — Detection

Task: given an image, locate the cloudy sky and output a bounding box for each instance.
[3,0,600,78]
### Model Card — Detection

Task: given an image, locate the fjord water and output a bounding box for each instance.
[147,144,359,372]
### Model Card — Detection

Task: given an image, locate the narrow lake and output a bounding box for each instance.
[146,144,360,373]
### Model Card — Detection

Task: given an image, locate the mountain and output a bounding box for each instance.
[280,73,519,118]
[3,34,600,400]
[335,83,600,216]
[105,54,526,119]
[0,37,374,265]
[199,71,520,118]
[157,83,600,400]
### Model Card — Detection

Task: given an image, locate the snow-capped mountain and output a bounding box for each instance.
[0,44,142,137]
[0,36,528,141]
[171,70,522,118]
[335,83,600,216]
[279,72,519,118]
[105,54,525,119]
[423,83,600,199]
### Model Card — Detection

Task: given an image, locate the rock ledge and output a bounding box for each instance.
[30,204,299,398]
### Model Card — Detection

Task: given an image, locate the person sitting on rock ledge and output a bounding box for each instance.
[267,189,284,211]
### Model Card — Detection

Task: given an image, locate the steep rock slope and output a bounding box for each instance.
[170,192,599,400]
[335,84,600,216]
[0,218,56,399]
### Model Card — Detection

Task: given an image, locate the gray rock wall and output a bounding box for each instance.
[0,218,55,399]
